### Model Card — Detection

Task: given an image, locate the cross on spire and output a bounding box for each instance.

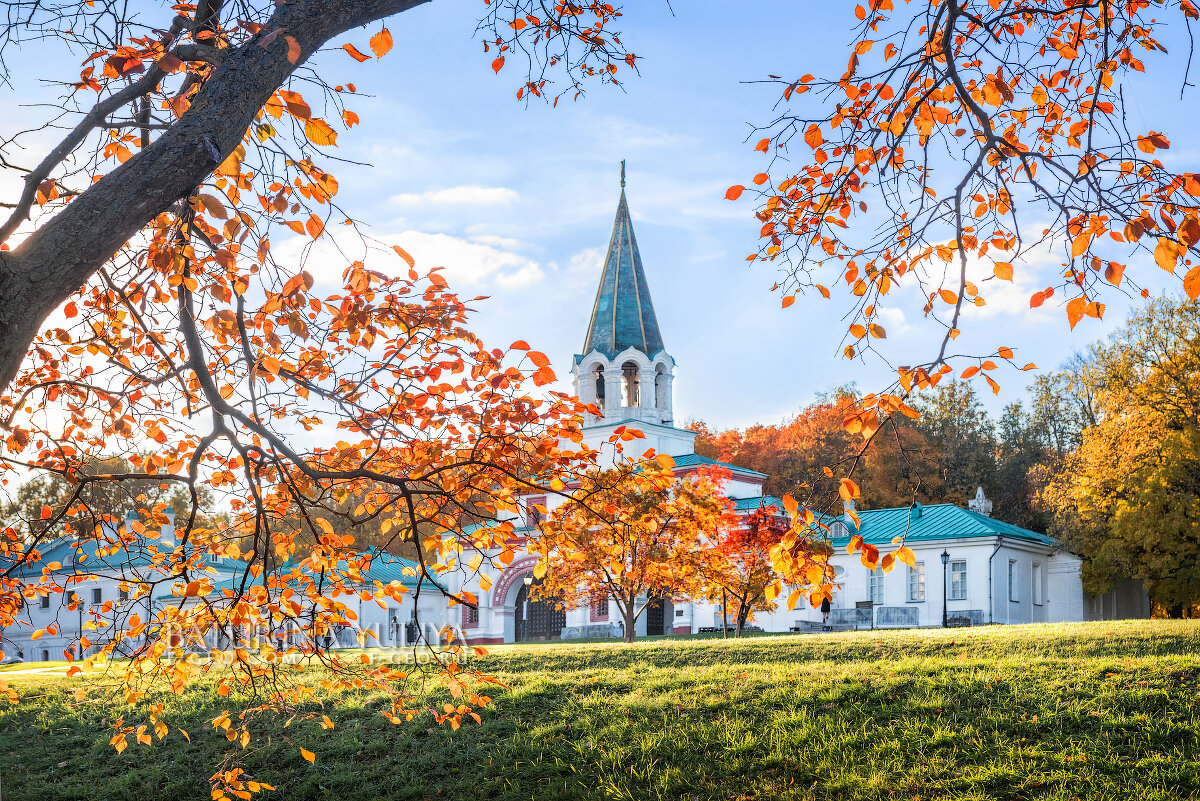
[620,159,625,189]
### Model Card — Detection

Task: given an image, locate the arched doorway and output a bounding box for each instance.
[514,578,566,642]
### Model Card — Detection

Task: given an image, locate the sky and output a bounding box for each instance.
[7,0,1198,432]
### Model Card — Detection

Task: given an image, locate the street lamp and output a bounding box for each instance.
[940,550,950,628]
[523,575,533,587]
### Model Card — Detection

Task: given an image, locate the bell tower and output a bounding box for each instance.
[572,163,675,427]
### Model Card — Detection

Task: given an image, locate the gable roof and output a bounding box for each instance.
[670,453,769,481]
[826,503,1056,548]
[580,186,665,360]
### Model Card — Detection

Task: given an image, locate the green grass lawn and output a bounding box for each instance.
[2,620,1198,800]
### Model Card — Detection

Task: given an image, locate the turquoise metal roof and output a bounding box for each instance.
[671,453,769,480]
[580,186,665,359]
[825,503,1056,548]
[732,495,785,512]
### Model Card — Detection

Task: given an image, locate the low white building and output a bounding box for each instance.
[2,511,454,662]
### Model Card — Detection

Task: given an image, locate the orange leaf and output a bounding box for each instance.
[305,215,324,239]
[40,505,52,519]
[492,55,505,73]
[838,478,860,501]
[993,262,1013,281]
[284,35,301,65]
[393,245,415,269]
[1183,265,1200,300]
[64,301,78,318]
[1154,237,1179,272]
[804,124,823,149]
[370,27,393,58]
[781,295,795,309]
[300,748,316,764]
[343,43,371,62]
[997,346,1013,359]
[725,185,744,201]
[938,289,958,305]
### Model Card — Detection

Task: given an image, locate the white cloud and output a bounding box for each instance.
[271,227,542,291]
[566,247,604,276]
[391,185,518,206]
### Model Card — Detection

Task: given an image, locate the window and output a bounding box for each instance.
[1032,563,1043,605]
[675,608,684,618]
[119,588,130,603]
[464,604,479,626]
[907,563,926,602]
[591,596,609,621]
[950,560,967,601]
[39,594,50,609]
[868,567,884,605]
[91,588,102,605]
[525,496,546,528]
[1008,560,1019,602]
[41,650,49,662]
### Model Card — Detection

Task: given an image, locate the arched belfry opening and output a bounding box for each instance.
[621,362,640,407]
[593,363,606,409]
[655,365,667,410]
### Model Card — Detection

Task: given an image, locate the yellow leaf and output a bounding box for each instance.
[300,748,316,764]
[304,118,338,147]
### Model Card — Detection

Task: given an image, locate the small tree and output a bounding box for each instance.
[700,504,788,637]
[533,447,734,643]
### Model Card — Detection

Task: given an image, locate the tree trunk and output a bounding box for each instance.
[0,0,431,394]
[735,605,750,638]
[623,605,636,644]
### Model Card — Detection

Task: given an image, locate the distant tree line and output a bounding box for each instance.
[690,297,1200,615]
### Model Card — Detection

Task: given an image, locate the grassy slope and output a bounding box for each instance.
[2,620,1199,801]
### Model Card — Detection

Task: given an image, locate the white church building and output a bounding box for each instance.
[443,175,1150,644]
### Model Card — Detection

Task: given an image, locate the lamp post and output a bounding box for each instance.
[940,550,950,628]
[518,575,533,642]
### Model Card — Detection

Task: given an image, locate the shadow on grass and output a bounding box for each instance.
[2,621,1199,801]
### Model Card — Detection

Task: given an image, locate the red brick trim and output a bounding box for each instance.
[493,555,541,606]
[673,625,691,636]
[465,636,504,645]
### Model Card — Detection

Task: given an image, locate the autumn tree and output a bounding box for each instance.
[699,503,791,637]
[0,1,640,795]
[0,0,636,395]
[691,389,941,511]
[532,447,734,643]
[722,1,1200,590]
[1041,296,1200,615]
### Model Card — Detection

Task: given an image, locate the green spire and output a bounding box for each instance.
[581,168,665,359]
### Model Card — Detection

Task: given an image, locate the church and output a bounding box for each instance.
[445,173,1148,644]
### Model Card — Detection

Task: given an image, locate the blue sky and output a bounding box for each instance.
[295,0,1194,431]
[14,0,1194,431]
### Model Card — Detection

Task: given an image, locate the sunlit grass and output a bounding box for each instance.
[2,620,1198,800]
